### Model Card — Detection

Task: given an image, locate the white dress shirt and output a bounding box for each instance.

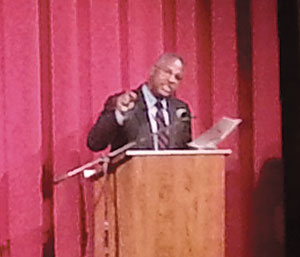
[115,84,170,150]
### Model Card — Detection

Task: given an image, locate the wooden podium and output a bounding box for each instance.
[94,149,230,257]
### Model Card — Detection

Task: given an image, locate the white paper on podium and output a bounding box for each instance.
[188,116,242,149]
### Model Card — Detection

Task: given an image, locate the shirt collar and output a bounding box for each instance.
[141,84,167,109]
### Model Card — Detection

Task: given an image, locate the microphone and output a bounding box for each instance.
[176,108,193,121]
[149,108,194,138]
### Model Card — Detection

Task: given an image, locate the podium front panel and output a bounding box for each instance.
[94,154,225,257]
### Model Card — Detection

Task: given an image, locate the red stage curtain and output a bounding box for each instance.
[0,0,283,256]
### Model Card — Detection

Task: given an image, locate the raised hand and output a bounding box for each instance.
[116,91,138,113]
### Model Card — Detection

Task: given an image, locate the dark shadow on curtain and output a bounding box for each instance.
[41,165,55,257]
[252,158,285,257]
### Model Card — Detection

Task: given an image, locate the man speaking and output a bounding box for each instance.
[87,53,192,151]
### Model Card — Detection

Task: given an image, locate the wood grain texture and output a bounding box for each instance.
[94,155,225,257]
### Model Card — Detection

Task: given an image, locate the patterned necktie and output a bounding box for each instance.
[155,101,169,149]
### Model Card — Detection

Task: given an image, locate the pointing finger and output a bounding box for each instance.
[128,91,138,101]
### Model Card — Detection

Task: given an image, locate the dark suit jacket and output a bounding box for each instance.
[87,86,192,151]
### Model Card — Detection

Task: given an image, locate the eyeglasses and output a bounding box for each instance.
[155,65,183,81]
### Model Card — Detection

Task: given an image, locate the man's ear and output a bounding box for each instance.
[148,66,156,87]
[149,66,155,77]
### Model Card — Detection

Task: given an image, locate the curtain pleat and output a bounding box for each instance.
[0,0,283,256]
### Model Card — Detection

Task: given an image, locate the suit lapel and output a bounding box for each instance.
[129,88,153,148]
[167,98,177,147]
[134,95,149,130]
[168,98,177,125]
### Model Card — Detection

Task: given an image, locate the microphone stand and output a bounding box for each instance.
[52,114,193,257]
[53,114,194,184]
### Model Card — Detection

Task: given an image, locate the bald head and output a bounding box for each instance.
[155,53,184,69]
[148,53,185,98]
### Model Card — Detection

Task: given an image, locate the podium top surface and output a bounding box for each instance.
[126,149,232,156]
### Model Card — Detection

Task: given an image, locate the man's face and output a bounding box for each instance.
[149,57,184,98]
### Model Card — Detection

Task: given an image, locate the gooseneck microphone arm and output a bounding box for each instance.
[53,141,136,184]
